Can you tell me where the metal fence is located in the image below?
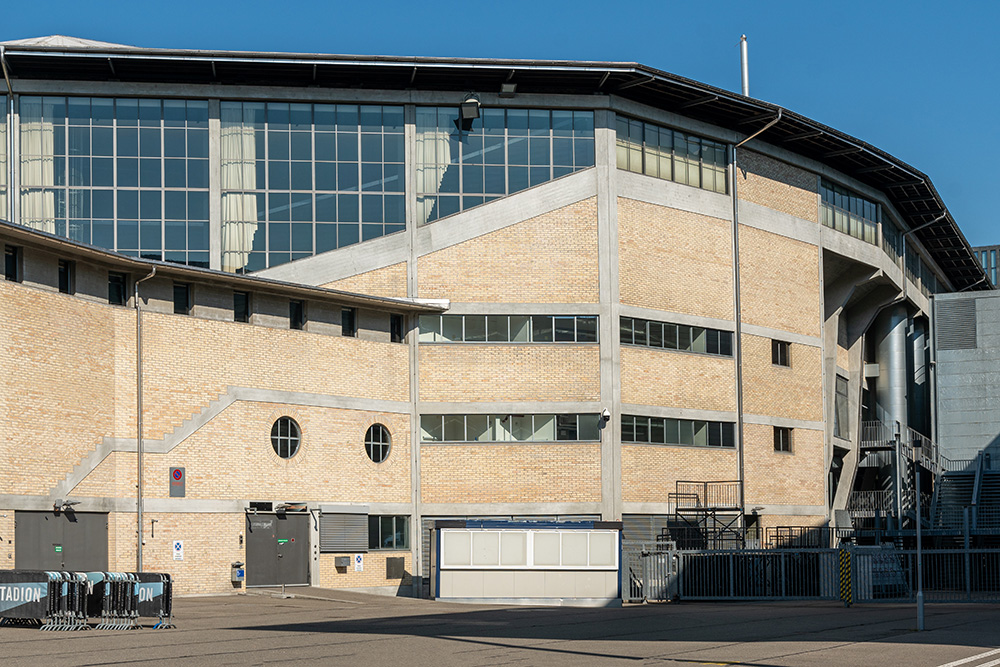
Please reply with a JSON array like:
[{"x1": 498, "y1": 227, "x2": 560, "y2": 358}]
[{"x1": 623, "y1": 544, "x2": 1000, "y2": 604}]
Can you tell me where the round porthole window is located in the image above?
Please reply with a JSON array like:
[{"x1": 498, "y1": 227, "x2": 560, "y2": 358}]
[
  {"x1": 271, "y1": 417, "x2": 301, "y2": 459},
  {"x1": 365, "y1": 424, "x2": 391, "y2": 463}
]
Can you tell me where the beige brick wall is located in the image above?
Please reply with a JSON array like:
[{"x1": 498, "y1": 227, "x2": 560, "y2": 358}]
[
  {"x1": 133, "y1": 312, "x2": 410, "y2": 442},
  {"x1": 77, "y1": 404, "x2": 412, "y2": 503},
  {"x1": 622, "y1": 446, "x2": 738, "y2": 503},
  {"x1": 742, "y1": 335, "x2": 823, "y2": 422},
  {"x1": 620, "y1": 346, "x2": 736, "y2": 411},
  {"x1": 318, "y1": 551, "x2": 413, "y2": 590},
  {"x1": 135, "y1": 512, "x2": 245, "y2": 596},
  {"x1": 738, "y1": 225, "x2": 821, "y2": 337},
  {"x1": 618, "y1": 197, "x2": 733, "y2": 319},
  {"x1": 417, "y1": 198, "x2": 599, "y2": 303},
  {"x1": 419, "y1": 345, "x2": 600, "y2": 402},
  {"x1": 737, "y1": 150, "x2": 818, "y2": 222},
  {"x1": 322, "y1": 262, "x2": 408, "y2": 299},
  {"x1": 421, "y1": 444, "x2": 601, "y2": 504},
  {"x1": 743, "y1": 424, "x2": 825, "y2": 508},
  {"x1": 0, "y1": 282, "x2": 120, "y2": 494}
]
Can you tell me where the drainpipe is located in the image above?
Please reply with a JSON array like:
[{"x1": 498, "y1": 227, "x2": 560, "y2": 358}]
[
  {"x1": 0, "y1": 47, "x2": 14, "y2": 224},
  {"x1": 135, "y1": 266, "x2": 156, "y2": 572},
  {"x1": 730, "y1": 109, "x2": 782, "y2": 518}
]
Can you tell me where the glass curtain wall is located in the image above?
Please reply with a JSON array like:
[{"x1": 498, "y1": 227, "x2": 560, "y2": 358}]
[
  {"x1": 220, "y1": 102, "x2": 404, "y2": 272},
  {"x1": 415, "y1": 108, "x2": 595, "y2": 224},
  {"x1": 18, "y1": 97, "x2": 210, "y2": 265}
]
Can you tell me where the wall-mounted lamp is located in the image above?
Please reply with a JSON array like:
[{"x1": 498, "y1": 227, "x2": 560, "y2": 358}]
[
  {"x1": 53, "y1": 499, "x2": 80, "y2": 512},
  {"x1": 459, "y1": 94, "x2": 480, "y2": 131},
  {"x1": 499, "y1": 82, "x2": 517, "y2": 98},
  {"x1": 150, "y1": 518, "x2": 158, "y2": 538}
]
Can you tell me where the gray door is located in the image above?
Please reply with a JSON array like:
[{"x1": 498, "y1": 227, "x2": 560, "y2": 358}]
[
  {"x1": 15, "y1": 511, "x2": 109, "y2": 571},
  {"x1": 246, "y1": 513, "x2": 309, "y2": 586}
]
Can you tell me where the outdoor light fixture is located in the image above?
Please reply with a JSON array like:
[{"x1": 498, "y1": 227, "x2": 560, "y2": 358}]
[
  {"x1": 499, "y1": 82, "x2": 517, "y2": 98},
  {"x1": 54, "y1": 499, "x2": 80, "y2": 512},
  {"x1": 601, "y1": 408, "x2": 611, "y2": 423},
  {"x1": 459, "y1": 94, "x2": 480, "y2": 131}
]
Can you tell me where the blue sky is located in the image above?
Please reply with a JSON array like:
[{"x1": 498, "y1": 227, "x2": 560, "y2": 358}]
[{"x1": 4, "y1": 0, "x2": 998, "y2": 245}]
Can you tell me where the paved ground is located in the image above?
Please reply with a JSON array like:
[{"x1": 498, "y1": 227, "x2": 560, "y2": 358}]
[{"x1": 3, "y1": 588, "x2": 1000, "y2": 666}]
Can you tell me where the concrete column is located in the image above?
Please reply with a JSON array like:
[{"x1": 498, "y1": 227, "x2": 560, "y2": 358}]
[{"x1": 594, "y1": 110, "x2": 621, "y2": 521}]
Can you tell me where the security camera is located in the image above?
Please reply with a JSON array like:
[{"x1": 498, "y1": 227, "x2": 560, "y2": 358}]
[{"x1": 601, "y1": 408, "x2": 611, "y2": 421}]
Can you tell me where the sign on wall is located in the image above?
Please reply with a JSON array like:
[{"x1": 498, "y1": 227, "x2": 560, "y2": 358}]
[
  {"x1": 173, "y1": 540, "x2": 184, "y2": 561},
  {"x1": 354, "y1": 553, "x2": 364, "y2": 572},
  {"x1": 169, "y1": 467, "x2": 185, "y2": 497}
]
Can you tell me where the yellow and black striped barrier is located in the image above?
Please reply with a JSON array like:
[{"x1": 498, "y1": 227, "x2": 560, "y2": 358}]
[{"x1": 839, "y1": 548, "x2": 853, "y2": 607}]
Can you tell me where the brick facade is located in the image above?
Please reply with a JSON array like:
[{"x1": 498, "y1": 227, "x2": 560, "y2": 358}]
[
  {"x1": 618, "y1": 197, "x2": 734, "y2": 319},
  {"x1": 417, "y1": 198, "x2": 599, "y2": 303},
  {"x1": 323, "y1": 262, "x2": 409, "y2": 299},
  {"x1": 736, "y1": 150, "x2": 819, "y2": 222}
]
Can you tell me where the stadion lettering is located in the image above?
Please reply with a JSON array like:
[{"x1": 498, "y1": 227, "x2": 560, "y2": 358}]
[{"x1": 0, "y1": 584, "x2": 46, "y2": 613}]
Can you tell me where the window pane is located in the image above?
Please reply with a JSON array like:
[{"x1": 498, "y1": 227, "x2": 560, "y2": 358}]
[
  {"x1": 510, "y1": 315, "x2": 530, "y2": 342},
  {"x1": 532, "y1": 316, "x2": 553, "y2": 342},
  {"x1": 441, "y1": 315, "x2": 463, "y2": 342},
  {"x1": 487, "y1": 315, "x2": 509, "y2": 342},
  {"x1": 421, "y1": 415, "x2": 443, "y2": 441},
  {"x1": 443, "y1": 415, "x2": 466, "y2": 441},
  {"x1": 576, "y1": 316, "x2": 597, "y2": 343},
  {"x1": 464, "y1": 315, "x2": 486, "y2": 342}
]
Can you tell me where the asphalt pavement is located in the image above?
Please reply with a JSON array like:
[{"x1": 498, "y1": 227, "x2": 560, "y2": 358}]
[{"x1": 2, "y1": 588, "x2": 1000, "y2": 666}]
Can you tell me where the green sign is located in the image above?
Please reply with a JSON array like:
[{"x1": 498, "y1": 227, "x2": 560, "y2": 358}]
[
  {"x1": 54, "y1": 546, "x2": 62, "y2": 553},
  {"x1": 277, "y1": 539, "x2": 289, "y2": 544}
]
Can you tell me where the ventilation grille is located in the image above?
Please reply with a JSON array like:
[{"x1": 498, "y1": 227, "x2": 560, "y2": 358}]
[
  {"x1": 319, "y1": 512, "x2": 368, "y2": 552},
  {"x1": 937, "y1": 299, "x2": 978, "y2": 350}
]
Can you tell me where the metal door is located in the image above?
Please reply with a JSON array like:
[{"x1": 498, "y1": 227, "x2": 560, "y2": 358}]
[
  {"x1": 15, "y1": 511, "x2": 109, "y2": 571},
  {"x1": 245, "y1": 513, "x2": 309, "y2": 586}
]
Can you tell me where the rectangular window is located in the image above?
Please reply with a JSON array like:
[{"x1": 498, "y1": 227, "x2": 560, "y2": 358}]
[
  {"x1": 417, "y1": 314, "x2": 598, "y2": 343},
  {"x1": 834, "y1": 375, "x2": 850, "y2": 439},
  {"x1": 772, "y1": 340, "x2": 790, "y2": 367},
  {"x1": 420, "y1": 414, "x2": 601, "y2": 442},
  {"x1": 416, "y1": 107, "x2": 595, "y2": 224},
  {"x1": 221, "y1": 102, "x2": 406, "y2": 272},
  {"x1": 108, "y1": 271, "x2": 127, "y2": 305},
  {"x1": 774, "y1": 426, "x2": 792, "y2": 453},
  {"x1": 173, "y1": 282, "x2": 191, "y2": 315},
  {"x1": 58, "y1": 259, "x2": 75, "y2": 294},
  {"x1": 233, "y1": 291, "x2": 250, "y2": 323},
  {"x1": 289, "y1": 300, "x2": 305, "y2": 330},
  {"x1": 18, "y1": 96, "x2": 210, "y2": 267},
  {"x1": 820, "y1": 179, "x2": 879, "y2": 246},
  {"x1": 368, "y1": 515, "x2": 409, "y2": 550},
  {"x1": 4, "y1": 245, "x2": 21, "y2": 282},
  {"x1": 319, "y1": 512, "x2": 369, "y2": 552},
  {"x1": 342, "y1": 307, "x2": 356, "y2": 337},
  {"x1": 390, "y1": 313, "x2": 404, "y2": 343},
  {"x1": 622, "y1": 414, "x2": 736, "y2": 449},
  {"x1": 615, "y1": 115, "x2": 728, "y2": 194},
  {"x1": 621, "y1": 316, "x2": 732, "y2": 358}
]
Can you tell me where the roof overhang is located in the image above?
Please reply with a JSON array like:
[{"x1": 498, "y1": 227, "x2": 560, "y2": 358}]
[
  {"x1": 0, "y1": 42, "x2": 987, "y2": 291},
  {"x1": 0, "y1": 218, "x2": 447, "y2": 313}
]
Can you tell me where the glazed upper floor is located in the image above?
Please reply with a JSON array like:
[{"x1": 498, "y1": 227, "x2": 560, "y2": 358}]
[{"x1": 0, "y1": 37, "x2": 987, "y2": 291}]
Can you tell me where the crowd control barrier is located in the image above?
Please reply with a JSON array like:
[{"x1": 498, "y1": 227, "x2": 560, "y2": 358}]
[{"x1": 0, "y1": 570, "x2": 173, "y2": 630}]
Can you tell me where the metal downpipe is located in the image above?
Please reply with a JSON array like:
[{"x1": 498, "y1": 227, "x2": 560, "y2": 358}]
[{"x1": 135, "y1": 266, "x2": 156, "y2": 572}]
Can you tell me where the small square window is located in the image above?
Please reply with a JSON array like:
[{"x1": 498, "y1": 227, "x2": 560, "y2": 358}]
[
  {"x1": 108, "y1": 272, "x2": 128, "y2": 305},
  {"x1": 4, "y1": 245, "x2": 22, "y2": 283},
  {"x1": 774, "y1": 426, "x2": 792, "y2": 453},
  {"x1": 234, "y1": 291, "x2": 251, "y2": 323},
  {"x1": 342, "y1": 307, "x2": 357, "y2": 337},
  {"x1": 58, "y1": 260, "x2": 75, "y2": 294},
  {"x1": 173, "y1": 282, "x2": 191, "y2": 315},
  {"x1": 772, "y1": 340, "x2": 790, "y2": 367},
  {"x1": 290, "y1": 300, "x2": 305, "y2": 330},
  {"x1": 390, "y1": 313, "x2": 404, "y2": 343}
]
